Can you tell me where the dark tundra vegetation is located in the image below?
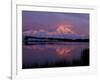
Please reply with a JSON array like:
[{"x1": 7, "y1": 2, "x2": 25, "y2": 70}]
[{"x1": 23, "y1": 36, "x2": 89, "y2": 45}]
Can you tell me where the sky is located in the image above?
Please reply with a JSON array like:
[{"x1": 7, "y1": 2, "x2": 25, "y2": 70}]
[{"x1": 22, "y1": 11, "x2": 89, "y2": 39}]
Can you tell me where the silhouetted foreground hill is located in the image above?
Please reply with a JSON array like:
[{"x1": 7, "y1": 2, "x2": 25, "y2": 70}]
[{"x1": 23, "y1": 36, "x2": 89, "y2": 45}]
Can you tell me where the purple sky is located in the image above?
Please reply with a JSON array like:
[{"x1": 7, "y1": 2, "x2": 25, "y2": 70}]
[{"x1": 22, "y1": 11, "x2": 89, "y2": 39}]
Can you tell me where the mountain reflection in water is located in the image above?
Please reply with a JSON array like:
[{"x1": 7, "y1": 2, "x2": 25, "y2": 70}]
[{"x1": 22, "y1": 42, "x2": 89, "y2": 69}]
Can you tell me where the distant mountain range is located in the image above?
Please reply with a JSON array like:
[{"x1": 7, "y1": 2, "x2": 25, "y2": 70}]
[{"x1": 23, "y1": 25, "x2": 89, "y2": 39}]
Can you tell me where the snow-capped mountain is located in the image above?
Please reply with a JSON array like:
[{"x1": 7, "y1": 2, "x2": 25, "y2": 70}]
[{"x1": 23, "y1": 25, "x2": 88, "y2": 39}]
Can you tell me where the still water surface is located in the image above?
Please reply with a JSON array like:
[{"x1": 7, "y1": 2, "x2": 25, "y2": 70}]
[{"x1": 22, "y1": 42, "x2": 89, "y2": 69}]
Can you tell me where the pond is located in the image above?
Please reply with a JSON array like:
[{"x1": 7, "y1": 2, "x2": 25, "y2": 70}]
[{"x1": 22, "y1": 42, "x2": 89, "y2": 69}]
